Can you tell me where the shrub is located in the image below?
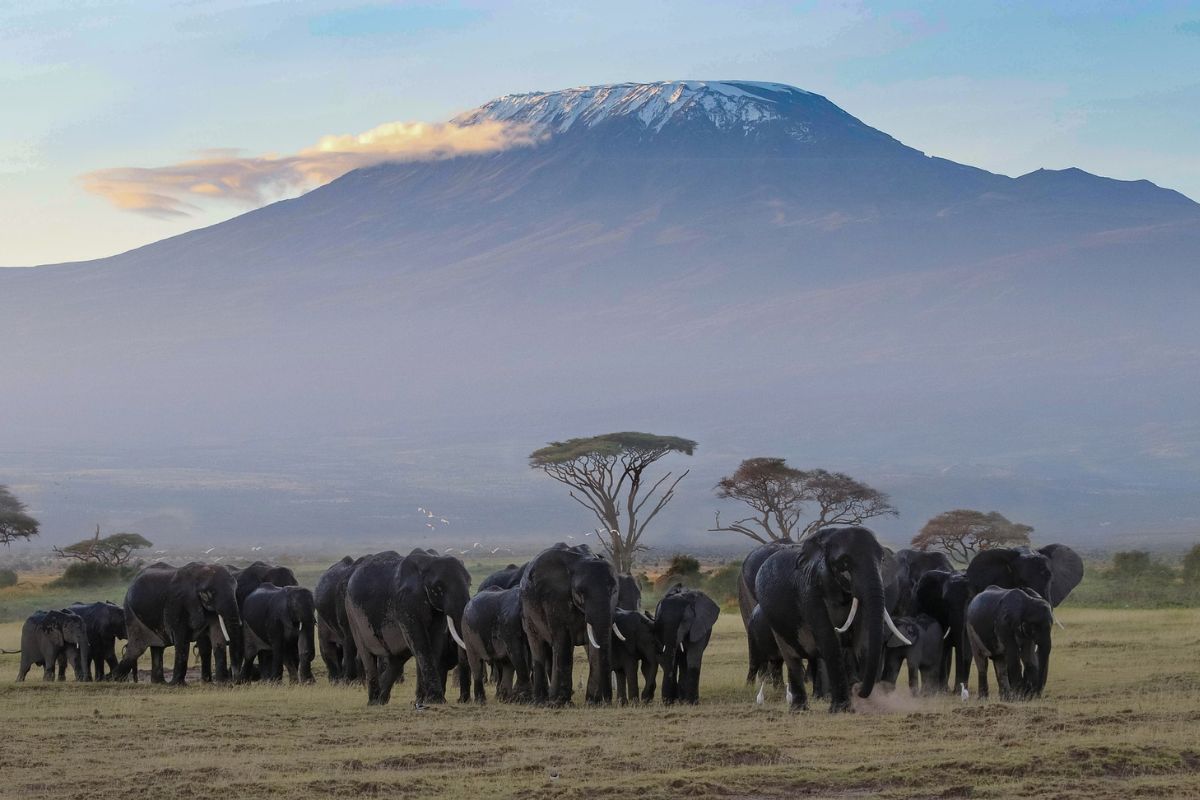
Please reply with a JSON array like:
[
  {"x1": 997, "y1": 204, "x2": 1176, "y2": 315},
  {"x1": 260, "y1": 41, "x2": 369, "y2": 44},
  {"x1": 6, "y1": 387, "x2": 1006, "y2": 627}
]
[
  {"x1": 703, "y1": 561, "x2": 742, "y2": 604},
  {"x1": 1183, "y1": 544, "x2": 1200, "y2": 586},
  {"x1": 655, "y1": 553, "x2": 703, "y2": 590},
  {"x1": 0, "y1": 568, "x2": 17, "y2": 588},
  {"x1": 50, "y1": 562, "x2": 136, "y2": 588}
]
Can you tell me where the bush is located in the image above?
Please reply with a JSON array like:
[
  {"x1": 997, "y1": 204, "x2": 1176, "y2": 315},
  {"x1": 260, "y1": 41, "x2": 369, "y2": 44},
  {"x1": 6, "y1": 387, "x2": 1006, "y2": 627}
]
[
  {"x1": 50, "y1": 562, "x2": 136, "y2": 588},
  {"x1": 1183, "y1": 544, "x2": 1200, "y2": 586},
  {"x1": 703, "y1": 561, "x2": 742, "y2": 604},
  {"x1": 655, "y1": 553, "x2": 703, "y2": 590},
  {"x1": 0, "y1": 568, "x2": 17, "y2": 588}
]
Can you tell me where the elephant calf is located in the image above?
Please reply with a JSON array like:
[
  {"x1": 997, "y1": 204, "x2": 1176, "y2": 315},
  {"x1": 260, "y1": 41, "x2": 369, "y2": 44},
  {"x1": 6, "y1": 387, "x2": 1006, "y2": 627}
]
[
  {"x1": 654, "y1": 585, "x2": 720, "y2": 705},
  {"x1": 966, "y1": 586, "x2": 1053, "y2": 701},
  {"x1": 18, "y1": 609, "x2": 90, "y2": 682},
  {"x1": 880, "y1": 613, "x2": 944, "y2": 695},
  {"x1": 69, "y1": 601, "x2": 128, "y2": 682},
  {"x1": 241, "y1": 583, "x2": 316, "y2": 683},
  {"x1": 612, "y1": 609, "x2": 659, "y2": 704},
  {"x1": 461, "y1": 585, "x2": 532, "y2": 703}
]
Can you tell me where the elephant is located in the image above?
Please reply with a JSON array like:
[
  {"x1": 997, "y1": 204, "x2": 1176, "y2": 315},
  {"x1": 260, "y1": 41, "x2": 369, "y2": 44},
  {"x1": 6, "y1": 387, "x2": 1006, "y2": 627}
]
[
  {"x1": 611, "y1": 609, "x2": 659, "y2": 704},
  {"x1": 241, "y1": 583, "x2": 316, "y2": 683},
  {"x1": 69, "y1": 600, "x2": 127, "y2": 681},
  {"x1": 756, "y1": 526, "x2": 910, "y2": 712},
  {"x1": 616, "y1": 574, "x2": 642, "y2": 611},
  {"x1": 746, "y1": 603, "x2": 784, "y2": 692},
  {"x1": 113, "y1": 561, "x2": 244, "y2": 685},
  {"x1": 966, "y1": 586, "x2": 1053, "y2": 700},
  {"x1": 891, "y1": 549, "x2": 954, "y2": 616},
  {"x1": 880, "y1": 613, "x2": 944, "y2": 695},
  {"x1": 17, "y1": 609, "x2": 90, "y2": 682},
  {"x1": 915, "y1": 569, "x2": 973, "y2": 692},
  {"x1": 966, "y1": 545, "x2": 1084, "y2": 608},
  {"x1": 235, "y1": 561, "x2": 299, "y2": 604},
  {"x1": 196, "y1": 561, "x2": 300, "y2": 682},
  {"x1": 479, "y1": 563, "x2": 527, "y2": 592},
  {"x1": 314, "y1": 555, "x2": 367, "y2": 682},
  {"x1": 520, "y1": 543, "x2": 618, "y2": 706},
  {"x1": 737, "y1": 539, "x2": 798, "y2": 686},
  {"x1": 345, "y1": 549, "x2": 471, "y2": 705},
  {"x1": 654, "y1": 585, "x2": 720, "y2": 705},
  {"x1": 461, "y1": 585, "x2": 532, "y2": 703}
]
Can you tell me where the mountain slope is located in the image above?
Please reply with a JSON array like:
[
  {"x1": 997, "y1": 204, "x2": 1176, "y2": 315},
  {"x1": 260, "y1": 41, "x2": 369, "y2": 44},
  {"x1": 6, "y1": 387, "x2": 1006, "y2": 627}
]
[{"x1": 1, "y1": 81, "x2": 1198, "y2": 548}]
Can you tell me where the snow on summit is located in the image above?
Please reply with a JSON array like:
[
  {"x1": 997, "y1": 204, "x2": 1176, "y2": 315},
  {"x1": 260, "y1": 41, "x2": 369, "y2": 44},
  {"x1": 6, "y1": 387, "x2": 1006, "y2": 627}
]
[{"x1": 454, "y1": 80, "x2": 818, "y2": 136}]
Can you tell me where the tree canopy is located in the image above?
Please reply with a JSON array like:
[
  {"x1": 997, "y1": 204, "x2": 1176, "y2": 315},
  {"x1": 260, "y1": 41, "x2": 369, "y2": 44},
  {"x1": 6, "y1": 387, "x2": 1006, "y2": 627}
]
[
  {"x1": 529, "y1": 432, "x2": 696, "y2": 572},
  {"x1": 53, "y1": 526, "x2": 153, "y2": 567},
  {"x1": 710, "y1": 459, "x2": 897, "y2": 542},
  {"x1": 0, "y1": 485, "x2": 39, "y2": 546},
  {"x1": 911, "y1": 509, "x2": 1033, "y2": 563}
]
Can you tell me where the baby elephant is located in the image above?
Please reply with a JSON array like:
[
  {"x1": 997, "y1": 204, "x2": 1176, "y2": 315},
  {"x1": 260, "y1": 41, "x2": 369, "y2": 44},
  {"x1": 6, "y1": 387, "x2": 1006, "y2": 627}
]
[
  {"x1": 611, "y1": 609, "x2": 660, "y2": 704},
  {"x1": 654, "y1": 585, "x2": 720, "y2": 705},
  {"x1": 241, "y1": 583, "x2": 316, "y2": 683},
  {"x1": 966, "y1": 586, "x2": 1053, "y2": 700},
  {"x1": 880, "y1": 613, "x2": 944, "y2": 695},
  {"x1": 18, "y1": 609, "x2": 90, "y2": 682}
]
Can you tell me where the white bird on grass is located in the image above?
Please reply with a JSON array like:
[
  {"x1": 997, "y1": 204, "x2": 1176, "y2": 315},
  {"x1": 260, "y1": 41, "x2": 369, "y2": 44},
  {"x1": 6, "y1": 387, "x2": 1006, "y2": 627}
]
[
  {"x1": 203, "y1": 547, "x2": 216, "y2": 555},
  {"x1": 960, "y1": 683, "x2": 969, "y2": 702}
]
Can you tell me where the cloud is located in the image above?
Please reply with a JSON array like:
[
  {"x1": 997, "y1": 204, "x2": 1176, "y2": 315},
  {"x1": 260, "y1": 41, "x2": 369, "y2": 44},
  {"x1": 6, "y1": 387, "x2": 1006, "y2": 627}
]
[{"x1": 81, "y1": 119, "x2": 539, "y2": 218}]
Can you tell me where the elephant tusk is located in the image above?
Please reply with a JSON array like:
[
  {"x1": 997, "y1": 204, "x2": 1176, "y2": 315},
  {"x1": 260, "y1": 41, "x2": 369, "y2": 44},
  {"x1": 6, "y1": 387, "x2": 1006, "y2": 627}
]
[
  {"x1": 1053, "y1": 613, "x2": 1065, "y2": 630},
  {"x1": 611, "y1": 623, "x2": 626, "y2": 642},
  {"x1": 446, "y1": 617, "x2": 467, "y2": 650},
  {"x1": 586, "y1": 623, "x2": 601, "y2": 650},
  {"x1": 834, "y1": 596, "x2": 859, "y2": 634},
  {"x1": 883, "y1": 609, "x2": 912, "y2": 646},
  {"x1": 755, "y1": 681, "x2": 765, "y2": 705},
  {"x1": 943, "y1": 626, "x2": 952, "y2": 640},
  {"x1": 679, "y1": 642, "x2": 686, "y2": 654},
  {"x1": 217, "y1": 615, "x2": 230, "y2": 642}
]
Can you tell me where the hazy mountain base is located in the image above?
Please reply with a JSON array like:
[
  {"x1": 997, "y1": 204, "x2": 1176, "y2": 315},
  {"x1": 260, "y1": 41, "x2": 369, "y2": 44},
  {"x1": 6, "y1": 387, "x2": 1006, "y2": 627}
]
[{"x1": 0, "y1": 607, "x2": 1197, "y2": 799}]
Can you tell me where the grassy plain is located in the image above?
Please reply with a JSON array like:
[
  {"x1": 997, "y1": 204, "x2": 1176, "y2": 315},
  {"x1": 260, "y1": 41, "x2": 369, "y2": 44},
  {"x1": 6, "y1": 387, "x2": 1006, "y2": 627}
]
[{"x1": 1, "y1": 591, "x2": 1199, "y2": 800}]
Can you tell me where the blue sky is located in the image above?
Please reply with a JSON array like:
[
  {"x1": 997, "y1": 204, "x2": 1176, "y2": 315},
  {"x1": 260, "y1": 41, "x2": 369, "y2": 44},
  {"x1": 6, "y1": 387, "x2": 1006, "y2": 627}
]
[{"x1": 2, "y1": 0, "x2": 1198, "y2": 266}]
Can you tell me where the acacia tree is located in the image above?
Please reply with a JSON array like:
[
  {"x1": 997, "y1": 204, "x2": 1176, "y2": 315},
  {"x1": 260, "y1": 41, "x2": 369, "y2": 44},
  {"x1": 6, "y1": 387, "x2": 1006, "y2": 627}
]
[
  {"x1": 911, "y1": 509, "x2": 1033, "y2": 563},
  {"x1": 529, "y1": 432, "x2": 696, "y2": 572},
  {"x1": 0, "y1": 485, "x2": 39, "y2": 546},
  {"x1": 709, "y1": 459, "x2": 897, "y2": 542},
  {"x1": 53, "y1": 526, "x2": 153, "y2": 567}
]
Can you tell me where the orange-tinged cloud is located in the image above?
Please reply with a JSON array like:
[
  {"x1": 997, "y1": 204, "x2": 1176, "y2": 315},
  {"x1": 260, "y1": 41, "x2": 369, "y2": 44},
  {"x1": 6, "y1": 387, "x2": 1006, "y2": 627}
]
[{"x1": 80, "y1": 119, "x2": 539, "y2": 218}]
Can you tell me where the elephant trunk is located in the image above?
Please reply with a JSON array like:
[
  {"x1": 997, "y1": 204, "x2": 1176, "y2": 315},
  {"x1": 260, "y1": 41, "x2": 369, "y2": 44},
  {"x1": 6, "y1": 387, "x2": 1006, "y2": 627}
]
[
  {"x1": 1034, "y1": 633, "x2": 1051, "y2": 696},
  {"x1": 584, "y1": 601, "x2": 614, "y2": 702},
  {"x1": 217, "y1": 596, "x2": 243, "y2": 681},
  {"x1": 854, "y1": 568, "x2": 886, "y2": 699}
]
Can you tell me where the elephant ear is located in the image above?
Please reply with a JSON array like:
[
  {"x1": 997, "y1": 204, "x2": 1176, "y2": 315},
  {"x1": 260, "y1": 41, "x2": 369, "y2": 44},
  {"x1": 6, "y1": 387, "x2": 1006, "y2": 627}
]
[
  {"x1": 966, "y1": 548, "x2": 1017, "y2": 593},
  {"x1": 1038, "y1": 544, "x2": 1084, "y2": 607},
  {"x1": 688, "y1": 595, "x2": 720, "y2": 642}
]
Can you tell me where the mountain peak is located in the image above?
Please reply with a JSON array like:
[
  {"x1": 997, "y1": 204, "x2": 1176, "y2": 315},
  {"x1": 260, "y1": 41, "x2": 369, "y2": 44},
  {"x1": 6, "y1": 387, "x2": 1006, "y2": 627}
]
[{"x1": 453, "y1": 80, "x2": 835, "y2": 139}]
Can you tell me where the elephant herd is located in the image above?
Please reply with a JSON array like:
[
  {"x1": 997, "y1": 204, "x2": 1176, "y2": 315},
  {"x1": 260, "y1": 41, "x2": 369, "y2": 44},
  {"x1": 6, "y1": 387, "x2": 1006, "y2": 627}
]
[
  {"x1": 740, "y1": 526, "x2": 1083, "y2": 711},
  {"x1": 15, "y1": 528, "x2": 1081, "y2": 714}
]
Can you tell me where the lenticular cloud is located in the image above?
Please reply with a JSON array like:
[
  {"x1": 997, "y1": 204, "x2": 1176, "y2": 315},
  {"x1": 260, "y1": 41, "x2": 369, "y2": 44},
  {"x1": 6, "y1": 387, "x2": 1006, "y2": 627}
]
[{"x1": 80, "y1": 119, "x2": 539, "y2": 218}]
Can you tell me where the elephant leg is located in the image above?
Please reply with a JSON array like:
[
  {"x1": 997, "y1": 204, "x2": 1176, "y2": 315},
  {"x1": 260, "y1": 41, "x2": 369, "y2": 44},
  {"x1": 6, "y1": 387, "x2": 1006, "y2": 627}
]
[
  {"x1": 510, "y1": 643, "x2": 532, "y2": 703},
  {"x1": 781, "y1": 655, "x2": 808, "y2": 711},
  {"x1": 613, "y1": 667, "x2": 628, "y2": 705},
  {"x1": 194, "y1": 636, "x2": 213, "y2": 683},
  {"x1": 241, "y1": 642, "x2": 259, "y2": 682},
  {"x1": 954, "y1": 628, "x2": 972, "y2": 693},
  {"x1": 471, "y1": 658, "x2": 487, "y2": 704},
  {"x1": 214, "y1": 646, "x2": 231, "y2": 683},
  {"x1": 906, "y1": 655, "x2": 920, "y2": 695},
  {"x1": 55, "y1": 649, "x2": 68, "y2": 681},
  {"x1": 640, "y1": 657, "x2": 657, "y2": 703},
  {"x1": 377, "y1": 654, "x2": 405, "y2": 705},
  {"x1": 660, "y1": 652, "x2": 678, "y2": 705},
  {"x1": 44, "y1": 660, "x2": 56, "y2": 681},
  {"x1": 937, "y1": 639, "x2": 952, "y2": 693},
  {"x1": 548, "y1": 633, "x2": 574, "y2": 706},
  {"x1": 626, "y1": 663, "x2": 640, "y2": 705},
  {"x1": 810, "y1": 613, "x2": 851, "y2": 712},
  {"x1": 973, "y1": 651, "x2": 989, "y2": 699},
  {"x1": 168, "y1": 626, "x2": 192, "y2": 685},
  {"x1": 360, "y1": 649, "x2": 383, "y2": 705},
  {"x1": 17, "y1": 652, "x2": 32, "y2": 681},
  {"x1": 528, "y1": 639, "x2": 550, "y2": 705},
  {"x1": 149, "y1": 646, "x2": 165, "y2": 684},
  {"x1": 809, "y1": 658, "x2": 826, "y2": 699},
  {"x1": 341, "y1": 635, "x2": 360, "y2": 683},
  {"x1": 320, "y1": 638, "x2": 341, "y2": 682},
  {"x1": 999, "y1": 651, "x2": 1020, "y2": 701}
]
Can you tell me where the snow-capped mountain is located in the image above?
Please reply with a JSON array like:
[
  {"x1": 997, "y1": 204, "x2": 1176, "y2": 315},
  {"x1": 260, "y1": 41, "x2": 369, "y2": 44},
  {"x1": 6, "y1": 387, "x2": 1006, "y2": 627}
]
[{"x1": 1, "y1": 81, "x2": 1198, "y2": 548}]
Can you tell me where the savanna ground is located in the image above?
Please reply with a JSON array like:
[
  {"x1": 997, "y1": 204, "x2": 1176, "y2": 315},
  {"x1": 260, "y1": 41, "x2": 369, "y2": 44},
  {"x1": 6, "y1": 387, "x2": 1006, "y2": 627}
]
[{"x1": 1, "y1": 564, "x2": 1198, "y2": 799}]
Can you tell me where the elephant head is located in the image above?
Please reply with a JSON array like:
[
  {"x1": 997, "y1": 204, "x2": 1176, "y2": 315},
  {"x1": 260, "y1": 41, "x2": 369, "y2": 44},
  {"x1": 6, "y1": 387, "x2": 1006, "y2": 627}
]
[
  {"x1": 400, "y1": 549, "x2": 472, "y2": 651},
  {"x1": 966, "y1": 544, "x2": 1083, "y2": 608},
  {"x1": 997, "y1": 588, "x2": 1053, "y2": 697},
  {"x1": 180, "y1": 563, "x2": 244, "y2": 680}
]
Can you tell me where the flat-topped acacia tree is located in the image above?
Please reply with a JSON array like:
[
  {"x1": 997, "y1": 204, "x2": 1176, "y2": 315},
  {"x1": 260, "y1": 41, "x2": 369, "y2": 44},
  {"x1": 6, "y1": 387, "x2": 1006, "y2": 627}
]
[
  {"x1": 0, "y1": 485, "x2": 39, "y2": 546},
  {"x1": 529, "y1": 432, "x2": 697, "y2": 572}
]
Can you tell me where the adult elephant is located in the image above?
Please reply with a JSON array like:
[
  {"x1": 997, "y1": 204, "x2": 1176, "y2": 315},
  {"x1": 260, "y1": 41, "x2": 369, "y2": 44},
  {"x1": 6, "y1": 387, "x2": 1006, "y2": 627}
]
[
  {"x1": 966, "y1": 586, "x2": 1054, "y2": 700},
  {"x1": 520, "y1": 543, "x2": 618, "y2": 706},
  {"x1": 616, "y1": 574, "x2": 642, "y2": 611},
  {"x1": 113, "y1": 562, "x2": 244, "y2": 685},
  {"x1": 915, "y1": 569, "x2": 973, "y2": 692},
  {"x1": 199, "y1": 561, "x2": 299, "y2": 682},
  {"x1": 241, "y1": 583, "x2": 316, "y2": 683},
  {"x1": 966, "y1": 545, "x2": 1084, "y2": 608},
  {"x1": 17, "y1": 609, "x2": 90, "y2": 682},
  {"x1": 654, "y1": 585, "x2": 720, "y2": 705},
  {"x1": 892, "y1": 549, "x2": 954, "y2": 616},
  {"x1": 479, "y1": 563, "x2": 526, "y2": 592},
  {"x1": 737, "y1": 539, "x2": 798, "y2": 686},
  {"x1": 314, "y1": 555, "x2": 367, "y2": 682},
  {"x1": 756, "y1": 526, "x2": 910, "y2": 712},
  {"x1": 345, "y1": 549, "x2": 471, "y2": 706},
  {"x1": 69, "y1": 601, "x2": 127, "y2": 681},
  {"x1": 461, "y1": 585, "x2": 531, "y2": 703}
]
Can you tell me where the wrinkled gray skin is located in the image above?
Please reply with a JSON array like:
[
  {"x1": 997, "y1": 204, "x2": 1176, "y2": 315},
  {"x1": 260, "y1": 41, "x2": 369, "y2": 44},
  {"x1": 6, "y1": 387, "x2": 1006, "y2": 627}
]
[
  {"x1": 461, "y1": 585, "x2": 532, "y2": 703},
  {"x1": 616, "y1": 574, "x2": 642, "y2": 611},
  {"x1": 113, "y1": 562, "x2": 243, "y2": 685},
  {"x1": 756, "y1": 526, "x2": 891, "y2": 713},
  {"x1": 891, "y1": 549, "x2": 954, "y2": 616},
  {"x1": 880, "y1": 613, "x2": 944, "y2": 695},
  {"x1": 654, "y1": 585, "x2": 720, "y2": 705},
  {"x1": 738, "y1": 539, "x2": 798, "y2": 688},
  {"x1": 966, "y1": 545, "x2": 1084, "y2": 608},
  {"x1": 520, "y1": 543, "x2": 618, "y2": 706},
  {"x1": 745, "y1": 603, "x2": 784, "y2": 688},
  {"x1": 915, "y1": 569, "x2": 973, "y2": 692},
  {"x1": 18, "y1": 609, "x2": 90, "y2": 682},
  {"x1": 69, "y1": 601, "x2": 127, "y2": 681},
  {"x1": 966, "y1": 586, "x2": 1054, "y2": 700},
  {"x1": 612, "y1": 609, "x2": 659, "y2": 704},
  {"x1": 479, "y1": 563, "x2": 527, "y2": 592},
  {"x1": 241, "y1": 583, "x2": 316, "y2": 683},
  {"x1": 314, "y1": 555, "x2": 367, "y2": 683},
  {"x1": 345, "y1": 549, "x2": 471, "y2": 706}
]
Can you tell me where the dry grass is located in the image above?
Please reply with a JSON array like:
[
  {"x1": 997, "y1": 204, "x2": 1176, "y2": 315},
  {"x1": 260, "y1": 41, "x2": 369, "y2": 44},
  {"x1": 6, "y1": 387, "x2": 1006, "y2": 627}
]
[{"x1": 1, "y1": 607, "x2": 1198, "y2": 799}]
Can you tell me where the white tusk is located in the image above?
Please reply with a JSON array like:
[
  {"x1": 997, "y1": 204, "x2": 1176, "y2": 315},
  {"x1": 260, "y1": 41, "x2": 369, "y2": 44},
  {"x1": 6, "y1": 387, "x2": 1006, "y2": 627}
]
[
  {"x1": 679, "y1": 642, "x2": 685, "y2": 653},
  {"x1": 446, "y1": 617, "x2": 467, "y2": 650},
  {"x1": 586, "y1": 623, "x2": 600, "y2": 650},
  {"x1": 217, "y1": 615, "x2": 230, "y2": 642},
  {"x1": 943, "y1": 626, "x2": 952, "y2": 640},
  {"x1": 834, "y1": 596, "x2": 859, "y2": 633},
  {"x1": 1053, "y1": 613, "x2": 1065, "y2": 630},
  {"x1": 883, "y1": 609, "x2": 912, "y2": 646},
  {"x1": 755, "y1": 681, "x2": 765, "y2": 705},
  {"x1": 611, "y1": 623, "x2": 626, "y2": 642}
]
